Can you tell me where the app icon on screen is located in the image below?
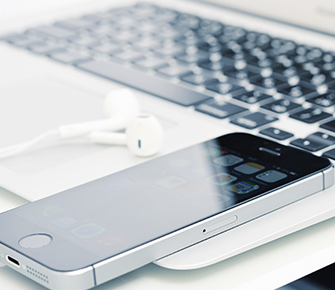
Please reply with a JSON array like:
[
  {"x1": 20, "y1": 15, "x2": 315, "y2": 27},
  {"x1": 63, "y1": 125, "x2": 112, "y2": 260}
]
[
  {"x1": 214, "y1": 154, "x2": 243, "y2": 167},
  {"x1": 203, "y1": 147, "x2": 227, "y2": 157},
  {"x1": 234, "y1": 162, "x2": 265, "y2": 174},
  {"x1": 34, "y1": 205, "x2": 65, "y2": 218},
  {"x1": 51, "y1": 216, "x2": 78, "y2": 228},
  {"x1": 256, "y1": 170, "x2": 287, "y2": 183},
  {"x1": 72, "y1": 223, "x2": 105, "y2": 239},
  {"x1": 228, "y1": 181, "x2": 260, "y2": 194},
  {"x1": 207, "y1": 173, "x2": 237, "y2": 185}
]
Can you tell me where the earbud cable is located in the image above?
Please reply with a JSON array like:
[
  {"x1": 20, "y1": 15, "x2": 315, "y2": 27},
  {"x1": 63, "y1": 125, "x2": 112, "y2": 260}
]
[{"x1": 0, "y1": 129, "x2": 60, "y2": 159}]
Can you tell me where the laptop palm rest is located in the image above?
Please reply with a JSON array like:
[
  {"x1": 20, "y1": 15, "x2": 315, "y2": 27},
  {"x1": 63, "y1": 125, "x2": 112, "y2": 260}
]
[{"x1": 0, "y1": 77, "x2": 105, "y2": 174}]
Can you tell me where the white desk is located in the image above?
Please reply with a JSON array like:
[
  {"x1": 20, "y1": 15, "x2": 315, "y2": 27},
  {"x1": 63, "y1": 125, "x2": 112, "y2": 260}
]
[
  {"x1": 1, "y1": 185, "x2": 335, "y2": 290},
  {"x1": 1, "y1": 0, "x2": 335, "y2": 288}
]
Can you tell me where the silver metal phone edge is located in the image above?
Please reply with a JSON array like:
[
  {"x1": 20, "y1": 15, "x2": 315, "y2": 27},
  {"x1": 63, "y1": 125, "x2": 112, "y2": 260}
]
[
  {"x1": 93, "y1": 165, "x2": 334, "y2": 285},
  {"x1": 0, "y1": 243, "x2": 95, "y2": 290},
  {"x1": 0, "y1": 165, "x2": 333, "y2": 289}
]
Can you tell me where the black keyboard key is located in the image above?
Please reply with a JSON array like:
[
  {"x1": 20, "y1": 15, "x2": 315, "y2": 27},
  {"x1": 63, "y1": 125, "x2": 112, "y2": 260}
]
[
  {"x1": 198, "y1": 60, "x2": 233, "y2": 72},
  {"x1": 315, "y1": 56, "x2": 335, "y2": 73},
  {"x1": 300, "y1": 72, "x2": 335, "y2": 86},
  {"x1": 290, "y1": 108, "x2": 332, "y2": 124},
  {"x1": 249, "y1": 75, "x2": 286, "y2": 89},
  {"x1": 307, "y1": 91, "x2": 335, "y2": 108},
  {"x1": 224, "y1": 68, "x2": 259, "y2": 82},
  {"x1": 273, "y1": 65, "x2": 303, "y2": 78},
  {"x1": 306, "y1": 48, "x2": 323, "y2": 61},
  {"x1": 307, "y1": 132, "x2": 335, "y2": 146},
  {"x1": 180, "y1": 73, "x2": 217, "y2": 86},
  {"x1": 175, "y1": 13, "x2": 200, "y2": 30},
  {"x1": 266, "y1": 39, "x2": 296, "y2": 57},
  {"x1": 195, "y1": 100, "x2": 247, "y2": 119},
  {"x1": 77, "y1": 60, "x2": 212, "y2": 106},
  {"x1": 219, "y1": 26, "x2": 246, "y2": 44},
  {"x1": 177, "y1": 33, "x2": 203, "y2": 46},
  {"x1": 290, "y1": 138, "x2": 326, "y2": 152},
  {"x1": 233, "y1": 90, "x2": 272, "y2": 104},
  {"x1": 277, "y1": 83, "x2": 316, "y2": 98},
  {"x1": 259, "y1": 127, "x2": 294, "y2": 140},
  {"x1": 323, "y1": 148, "x2": 335, "y2": 160},
  {"x1": 261, "y1": 99, "x2": 301, "y2": 114},
  {"x1": 152, "y1": 7, "x2": 178, "y2": 22},
  {"x1": 221, "y1": 47, "x2": 243, "y2": 59},
  {"x1": 197, "y1": 42, "x2": 222, "y2": 53},
  {"x1": 230, "y1": 112, "x2": 278, "y2": 129},
  {"x1": 247, "y1": 57, "x2": 274, "y2": 69},
  {"x1": 175, "y1": 51, "x2": 208, "y2": 64},
  {"x1": 243, "y1": 54, "x2": 262, "y2": 66},
  {"x1": 197, "y1": 19, "x2": 223, "y2": 36},
  {"x1": 206, "y1": 81, "x2": 243, "y2": 95},
  {"x1": 290, "y1": 132, "x2": 335, "y2": 152},
  {"x1": 320, "y1": 119, "x2": 335, "y2": 133}
]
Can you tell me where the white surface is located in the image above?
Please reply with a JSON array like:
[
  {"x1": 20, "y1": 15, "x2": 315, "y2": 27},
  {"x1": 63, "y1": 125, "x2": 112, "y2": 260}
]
[
  {"x1": 208, "y1": 0, "x2": 335, "y2": 35},
  {"x1": 1, "y1": 0, "x2": 335, "y2": 289}
]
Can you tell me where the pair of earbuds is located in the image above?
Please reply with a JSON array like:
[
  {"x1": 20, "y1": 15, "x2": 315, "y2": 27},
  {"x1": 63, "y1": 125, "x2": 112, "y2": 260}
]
[{"x1": 0, "y1": 89, "x2": 164, "y2": 158}]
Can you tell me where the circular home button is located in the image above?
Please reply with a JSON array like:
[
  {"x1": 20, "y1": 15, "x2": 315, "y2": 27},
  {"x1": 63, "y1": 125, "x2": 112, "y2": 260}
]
[{"x1": 19, "y1": 234, "x2": 53, "y2": 249}]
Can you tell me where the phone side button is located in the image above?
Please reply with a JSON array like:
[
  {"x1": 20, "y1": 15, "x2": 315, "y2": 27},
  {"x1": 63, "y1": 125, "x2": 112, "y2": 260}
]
[
  {"x1": 203, "y1": 215, "x2": 238, "y2": 234},
  {"x1": 323, "y1": 165, "x2": 335, "y2": 189}
]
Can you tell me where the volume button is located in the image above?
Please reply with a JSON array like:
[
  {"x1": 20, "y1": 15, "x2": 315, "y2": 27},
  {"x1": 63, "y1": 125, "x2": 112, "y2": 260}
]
[{"x1": 203, "y1": 215, "x2": 238, "y2": 234}]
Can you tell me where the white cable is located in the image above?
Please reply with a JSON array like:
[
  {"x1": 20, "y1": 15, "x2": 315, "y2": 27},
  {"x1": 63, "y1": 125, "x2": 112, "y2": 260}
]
[{"x1": 0, "y1": 129, "x2": 60, "y2": 159}]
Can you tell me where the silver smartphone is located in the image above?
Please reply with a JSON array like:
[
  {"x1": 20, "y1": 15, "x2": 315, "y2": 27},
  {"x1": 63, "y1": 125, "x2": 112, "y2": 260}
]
[{"x1": 0, "y1": 133, "x2": 333, "y2": 290}]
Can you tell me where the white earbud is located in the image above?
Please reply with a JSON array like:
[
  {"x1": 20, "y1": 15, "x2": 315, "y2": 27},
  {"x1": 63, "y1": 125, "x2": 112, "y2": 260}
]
[
  {"x1": 0, "y1": 88, "x2": 142, "y2": 159},
  {"x1": 90, "y1": 114, "x2": 163, "y2": 157},
  {"x1": 58, "y1": 88, "x2": 140, "y2": 139}
]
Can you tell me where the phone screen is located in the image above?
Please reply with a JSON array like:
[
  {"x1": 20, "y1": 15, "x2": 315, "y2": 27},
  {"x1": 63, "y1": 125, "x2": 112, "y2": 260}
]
[{"x1": 3, "y1": 133, "x2": 330, "y2": 270}]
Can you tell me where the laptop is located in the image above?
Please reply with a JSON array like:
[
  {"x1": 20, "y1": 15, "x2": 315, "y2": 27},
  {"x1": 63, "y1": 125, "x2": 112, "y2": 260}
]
[{"x1": 0, "y1": 0, "x2": 335, "y2": 202}]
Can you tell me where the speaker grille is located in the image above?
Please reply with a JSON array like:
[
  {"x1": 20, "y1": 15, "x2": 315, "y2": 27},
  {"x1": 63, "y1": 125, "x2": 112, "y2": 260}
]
[{"x1": 26, "y1": 265, "x2": 49, "y2": 284}]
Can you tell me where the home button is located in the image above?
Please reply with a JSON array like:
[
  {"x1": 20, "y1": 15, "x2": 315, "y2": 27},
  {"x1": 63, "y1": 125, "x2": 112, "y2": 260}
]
[{"x1": 19, "y1": 234, "x2": 53, "y2": 248}]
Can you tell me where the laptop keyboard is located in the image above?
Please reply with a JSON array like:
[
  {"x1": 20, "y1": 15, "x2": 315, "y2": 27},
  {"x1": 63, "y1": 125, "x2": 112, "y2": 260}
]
[{"x1": 2, "y1": 2, "x2": 335, "y2": 158}]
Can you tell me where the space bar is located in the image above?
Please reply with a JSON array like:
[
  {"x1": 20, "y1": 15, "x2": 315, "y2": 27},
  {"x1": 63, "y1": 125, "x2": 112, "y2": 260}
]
[{"x1": 76, "y1": 60, "x2": 212, "y2": 106}]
